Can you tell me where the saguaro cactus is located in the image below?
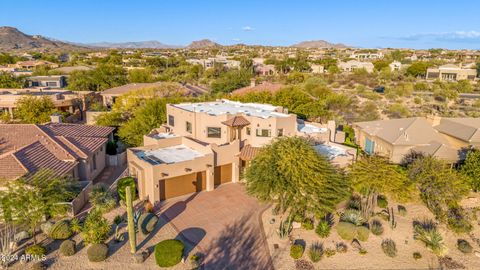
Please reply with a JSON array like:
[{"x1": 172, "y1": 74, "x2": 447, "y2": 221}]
[{"x1": 126, "y1": 186, "x2": 136, "y2": 254}]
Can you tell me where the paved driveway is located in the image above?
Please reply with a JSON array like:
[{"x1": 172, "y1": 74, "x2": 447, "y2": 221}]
[{"x1": 157, "y1": 183, "x2": 273, "y2": 270}]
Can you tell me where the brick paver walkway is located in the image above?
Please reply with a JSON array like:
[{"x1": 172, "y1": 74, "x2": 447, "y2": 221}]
[{"x1": 157, "y1": 183, "x2": 274, "y2": 270}]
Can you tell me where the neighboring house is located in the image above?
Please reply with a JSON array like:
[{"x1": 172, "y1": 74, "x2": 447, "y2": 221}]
[
  {"x1": 339, "y1": 60, "x2": 374, "y2": 73},
  {"x1": 0, "y1": 88, "x2": 93, "y2": 117},
  {"x1": 186, "y1": 57, "x2": 240, "y2": 69},
  {"x1": 352, "y1": 117, "x2": 474, "y2": 163},
  {"x1": 389, "y1": 61, "x2": 402, "y2": 71},
  {"x1": 11, "y1": 60, "x2": 59, "y2": 70},
  {"x1": 350, "y1": 52, "x2": 384, "y2": 61},
  {"x1": 51, "y1": 65, "x2": 93, "y2": 74},
  {"x1": 100, "y1": 82, "x2": 208, "y2": 108},
  {"x1": 254, "y1": 63, "x2": 276, "y2": 76},
  {"x1": 311, "y1": 64, "x2": 325, "y2": 74},
  {"x1": 434, "y1": 117, "x2": 480, "y2": 149},
  {"x1": 0, "y1": 122, "x2": 114, "y2": 182},
  {"x1": 426, "y1": 64, "x2": 477, "y2": 81},
  {"x1": 127, "y1": 99, "x2": 354, "y2": 204},
  {"x1": 26, "y1": 75, "x2": 67, "y2": 88},
  {"x1": 231, "y1": 80, "x2": 284, "y2": 95}
]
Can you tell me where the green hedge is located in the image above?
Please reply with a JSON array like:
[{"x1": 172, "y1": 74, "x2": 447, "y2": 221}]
[
  {"x1": 87, "y1": 243, "x2": 108, "y2": 262},
  {"x1": 154, "y1": 239, "x2": 184, "y2": 267},
  {"x1": 117, "y1": 177, "x2": 137, "y2": 202},
  {"x1": 25, "y1": 244, "x2": 46, "y2": 256},
  {"x1": 49, "y1": 219, "x2": 73, "y2": 240},
  {"x1": 290, "y1": 244, "x2": 304, "y2": 259},
  {"x1": 59, "y1": 239, "x2": 76, "y2": 256}
]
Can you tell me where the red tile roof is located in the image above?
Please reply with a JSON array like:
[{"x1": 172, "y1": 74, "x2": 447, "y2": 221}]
[
  {"x1": 238, "y1": 144, "x2": 261, "y2": 161},
  {"x1": 221, "y1": 116, "x2": 251, "y2": 127},
  {"x1": 0, "y1": 123, "x2": 113, "y2": 180}
]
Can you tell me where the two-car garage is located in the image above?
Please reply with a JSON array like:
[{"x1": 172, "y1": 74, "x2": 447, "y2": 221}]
[{"x1": 158, "y1": 163, "x2": 233, "y2": 200}]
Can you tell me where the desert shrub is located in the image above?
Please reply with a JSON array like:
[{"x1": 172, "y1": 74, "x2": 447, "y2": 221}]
[
  {"x1": 340, "y1": 209, "x2": 365, "y2": 226},
  {"x1": 335, "y1": 242, "x2": 347, "y2": 253},
  {"x1": 154, "y1": 239, "x2": 184, "y2": 267},
  {"x1": 290, "y1": 244, "x2": 304, "y2": 259},
  {"x1": 381, "y1": 239, "x2": 397, "y2": 257},
  {"x1": 89, "y1": 184, "x2": 116, "y2": 213},
  {"x1": 377, "y1": 195, "x2": 388, "y2": 208},
  {"x1": 413, "y1": 219, "x2": 447, "y2": 256},
  {"x1": 336, "y1": 222, "x2": 357, "y2": 241},
  {"x1": 302, "y1": 218, "x2": 314, "y2": 230},
  {"x1": 144, "y1": 200, "x2": 154, "y2": 213},
  {"x1": 346, "y1": 195, "x2": 361, "y2": 210},
  {"x1": 370, "y1": 219, "x2": 384, "y2": 235},
  {"x1": 447, "y1": 207, "x2": 472, "y2": 234},
  {"x1": 49, "y1": 219, "x2": 73, "y2": 240},
  {"x1": 438, "y1": 256, "x2": 465, "y2": 269},
  {"x1": 457, "y1": 239, "x2": 473, "y2": 254},
  {"x1": 315, "y1": 220, "x2": 331, "y2": 238},
  {"x1": 25, "y1": 244, "x2": 46, "y2": 256},
  {"x1": 397, "y1": 205, "x2": 407, "y2": 216},
  {"x1": 413, "y1": 252, "x2": 422, "y2": 260},
  {"x1": 78, "y1": 210, "x2": 111, "y2": 244},
  {"x1": 117, "y1": 177, "x2": 137, "y2": 203},
  {"x1": 324, "y1": 248, "x2": 336, "y2": 257},
  {"x1": 308, "y1": 242, "x2": 323, "y2": 262},
  {"x1": 138, "y1": 212, "x2": 159, "y2": 235},
  {"x1": 87, "y1": 243, "x2": 108, "y2": 262},
  {"x1": 59, "y1": 239, "x2": 76, "y2": 256},
  {"x1": 30, "y1": 262, "x2": 46, "y2": 270},
  {"x1": 356, "y1": 226, "x2": 370, "y2": 242}
]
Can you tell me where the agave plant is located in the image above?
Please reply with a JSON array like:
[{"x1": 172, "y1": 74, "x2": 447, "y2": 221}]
[
  {"x1": 413, "y1": 219, "x2": 447, "y2": 256},
  {"x1": 278, "y1": 216, "x2": 293, "y2": 238},
  {"x1": 340, "y1": 209, "x2": 365, "y2": 226}
]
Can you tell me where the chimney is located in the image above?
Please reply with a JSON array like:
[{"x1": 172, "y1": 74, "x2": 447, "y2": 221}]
[
  {"x1": 250, "y1": 78, "x2": 256, "y2": 87},
  {"x1": 50, "y1": 113, "x2": 62, "y2": 123}
]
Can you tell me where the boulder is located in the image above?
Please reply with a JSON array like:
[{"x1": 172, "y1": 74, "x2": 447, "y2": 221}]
[
  {"x1": 292, "y1": 221, "x2": 302, "y2": 229},
  {"x1": 40, "y1": 221, "x2": 54, "y2": 235},
  {"x1": 14, "y1": 231, "x2": 30, "y2": 242}
]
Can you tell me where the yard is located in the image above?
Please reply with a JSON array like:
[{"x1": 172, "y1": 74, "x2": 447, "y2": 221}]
[{"x1": 263, "y1": 196, "x2": 480, "y2": 270}]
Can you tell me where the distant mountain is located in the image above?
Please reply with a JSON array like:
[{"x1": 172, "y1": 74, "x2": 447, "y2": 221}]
[
  {"x1": 0, "y1": 26, "x2": 88, "y2": 52},
  {"x1": 187, "y1": 39, "x2": 221, "y2": 49},
  {"x1": 291, "y1": 40, "x2": 348, "y2": 49},
  {"x1": 85, "y1": 40, "x2": 180, "y2": 49}
]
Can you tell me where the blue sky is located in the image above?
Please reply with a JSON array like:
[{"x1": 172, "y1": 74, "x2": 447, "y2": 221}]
[{"x1": 2, "y1": 0, "x2": 480, "y2": 49}]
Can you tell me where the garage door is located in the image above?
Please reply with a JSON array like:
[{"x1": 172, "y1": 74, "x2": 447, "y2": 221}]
[
  {"x1": 214, "y1": 163, "x2": 232, "y2": 186},
  {"x1": 159, "y1": 171, "x2": 206, "y2": 200}
]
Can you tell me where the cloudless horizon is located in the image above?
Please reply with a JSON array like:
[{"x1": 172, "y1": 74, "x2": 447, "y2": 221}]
[{"x1": 2, "y1": 0, "x2": 480, "y2": 49}]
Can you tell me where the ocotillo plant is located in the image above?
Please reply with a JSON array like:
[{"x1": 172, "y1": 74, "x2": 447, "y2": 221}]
[{"x1": 126, "y1": 186, "x2": 136, "y2": 254}]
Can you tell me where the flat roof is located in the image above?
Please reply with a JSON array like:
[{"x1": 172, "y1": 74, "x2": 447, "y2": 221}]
[
  {"x1": 136, "y1": 145, "x2": 203, "y2": 165},
  {"x1": 173, "y1": 99, "x2": 290, "y2": 119}
]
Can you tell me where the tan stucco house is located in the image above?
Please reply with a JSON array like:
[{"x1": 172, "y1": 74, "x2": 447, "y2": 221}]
[
  {"x1": 128, "y1": 99, "x2": 354, "y2": 204},
  {"x1": 353, "y1": 117, "x2": 479, "y2": 163},
  {"x1": 426, "y1": 64, "x2": 477, "y2": 81}
]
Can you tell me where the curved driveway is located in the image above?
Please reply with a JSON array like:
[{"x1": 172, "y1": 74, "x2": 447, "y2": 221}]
[{"x1": 158, "y1": 183, "x2": 274, "y2": 270}]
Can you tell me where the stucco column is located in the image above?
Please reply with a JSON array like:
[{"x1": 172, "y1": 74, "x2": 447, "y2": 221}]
[
  {"x1": 232, "y1": 157, "x2": 240, "y2": 183},
  {"x1": 206, "y1": 166, "x2": 214, "y2": 191}
]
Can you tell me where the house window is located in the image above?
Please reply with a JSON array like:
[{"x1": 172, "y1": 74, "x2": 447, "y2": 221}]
[
  {"x1": 168, "y1": 115, "x2": 175, "y2": 126},
  {"x1": 186, "y1": 121, "x2": 192, "y2": 133},
  {"x1": 246, "y1": 127, "x2": 251, "y2": 135},
  {"x1": 256, "y1": 129, "x2": 271, "y2": 137},
  {"x1": 207, "y1": 127, "x2": 221, "y2": 138},
  {"x1": 92, "y1": 154, "x2": 97, "y2": 171},
  {"x1": 277, "y1": 129, "x2": 284, "y2": 137}
]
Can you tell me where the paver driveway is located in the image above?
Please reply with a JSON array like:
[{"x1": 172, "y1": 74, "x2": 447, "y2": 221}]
[{"x1": 157, "y1": 183, "x2": 274, "y2": 270}]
